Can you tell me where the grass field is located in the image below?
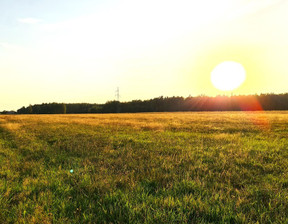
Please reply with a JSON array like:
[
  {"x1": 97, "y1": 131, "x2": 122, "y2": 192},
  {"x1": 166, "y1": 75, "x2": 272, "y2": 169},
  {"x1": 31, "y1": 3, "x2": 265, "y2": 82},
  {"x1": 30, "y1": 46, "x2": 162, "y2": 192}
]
[{"x1": 1, "y1": 112, "x2": 288, "y2": 223}]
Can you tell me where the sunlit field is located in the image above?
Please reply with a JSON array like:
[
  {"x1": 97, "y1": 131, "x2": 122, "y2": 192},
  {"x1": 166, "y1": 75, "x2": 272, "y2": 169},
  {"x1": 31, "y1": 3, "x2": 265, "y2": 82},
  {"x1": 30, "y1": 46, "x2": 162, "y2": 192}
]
[{"x1": 1, "y1": 112, "x2": 288, "y2": 223}]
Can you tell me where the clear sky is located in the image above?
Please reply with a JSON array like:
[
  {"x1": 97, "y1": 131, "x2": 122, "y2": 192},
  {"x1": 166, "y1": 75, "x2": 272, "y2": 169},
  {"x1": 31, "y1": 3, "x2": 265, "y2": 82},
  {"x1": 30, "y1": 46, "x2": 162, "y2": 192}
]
[{"x1": 1, "y1": 0, "x2": 288, "y2": 111}]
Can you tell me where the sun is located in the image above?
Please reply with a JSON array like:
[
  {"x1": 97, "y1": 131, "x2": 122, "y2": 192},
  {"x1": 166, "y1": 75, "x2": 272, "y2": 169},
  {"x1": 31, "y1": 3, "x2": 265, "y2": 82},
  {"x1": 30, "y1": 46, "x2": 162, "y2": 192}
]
[{"x1": 211, "y1": 61, "x2": 246, "y2": 91}]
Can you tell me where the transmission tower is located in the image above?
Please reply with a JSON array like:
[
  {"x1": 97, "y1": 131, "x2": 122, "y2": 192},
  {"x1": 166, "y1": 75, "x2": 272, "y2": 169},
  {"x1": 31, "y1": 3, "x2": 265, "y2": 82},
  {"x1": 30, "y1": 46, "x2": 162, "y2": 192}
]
[{"x1": 115, "y1": 87, "x2": 120, "y2": 101}]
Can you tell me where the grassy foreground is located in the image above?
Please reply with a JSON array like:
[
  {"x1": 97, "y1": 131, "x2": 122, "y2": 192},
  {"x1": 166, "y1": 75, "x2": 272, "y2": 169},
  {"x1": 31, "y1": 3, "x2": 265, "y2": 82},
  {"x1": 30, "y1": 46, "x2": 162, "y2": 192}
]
[{"x1": 1, "y1": 112, "x2": 288, "y2": 223}]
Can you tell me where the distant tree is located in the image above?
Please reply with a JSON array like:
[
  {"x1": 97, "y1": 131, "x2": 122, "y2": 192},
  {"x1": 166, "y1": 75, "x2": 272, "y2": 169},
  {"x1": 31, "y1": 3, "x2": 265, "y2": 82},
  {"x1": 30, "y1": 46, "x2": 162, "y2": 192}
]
[
  {"x1": 102, "y1": 101, "x2": 121, "y2": 113},
  {"x1": 62, "y1": 104, "x2": 67, "y2": 114},
  {"x1": 16, "y1": 93, "x2": 288, "y2": 114},
  {"x1": 51, "y1": 103, "x2": 66, "y2": 114},
  {"x1": 28, "y1": 105, "x2": 33, "y2": 114},
  {"x1": 17, "y1": 107, "x2": 26, "y2": 114},
  {"x1": 88, "y1": 105, "x2": 102, "y2": 113}
]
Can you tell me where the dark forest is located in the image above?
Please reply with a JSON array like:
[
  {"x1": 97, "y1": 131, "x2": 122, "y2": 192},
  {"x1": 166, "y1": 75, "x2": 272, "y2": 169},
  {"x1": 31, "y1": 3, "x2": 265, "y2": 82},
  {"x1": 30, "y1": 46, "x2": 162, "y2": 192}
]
[{"x1": 11, "y1": 93, "x2": 288, "y2": 114}]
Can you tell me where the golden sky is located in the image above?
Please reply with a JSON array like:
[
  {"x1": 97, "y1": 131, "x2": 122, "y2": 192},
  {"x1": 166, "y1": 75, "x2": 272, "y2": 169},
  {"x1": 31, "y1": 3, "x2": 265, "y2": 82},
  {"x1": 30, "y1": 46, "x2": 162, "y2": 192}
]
[{"x1": 0, "y1": 0, "x2": 288, "y2": 110}]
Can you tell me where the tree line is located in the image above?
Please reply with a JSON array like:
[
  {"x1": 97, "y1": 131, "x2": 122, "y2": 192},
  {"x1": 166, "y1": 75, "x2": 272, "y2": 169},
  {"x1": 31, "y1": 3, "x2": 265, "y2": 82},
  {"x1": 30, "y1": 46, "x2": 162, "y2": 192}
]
[{"x1": 11, "y1": 93, "x2": 288, "y2": 114}]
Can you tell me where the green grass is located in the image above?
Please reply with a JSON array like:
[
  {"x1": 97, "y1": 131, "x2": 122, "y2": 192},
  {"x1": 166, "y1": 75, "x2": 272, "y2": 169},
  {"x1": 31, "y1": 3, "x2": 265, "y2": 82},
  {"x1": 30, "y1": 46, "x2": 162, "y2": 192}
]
[{"x1": 1, "y1": 112, "x2": 288, "y2": 223}]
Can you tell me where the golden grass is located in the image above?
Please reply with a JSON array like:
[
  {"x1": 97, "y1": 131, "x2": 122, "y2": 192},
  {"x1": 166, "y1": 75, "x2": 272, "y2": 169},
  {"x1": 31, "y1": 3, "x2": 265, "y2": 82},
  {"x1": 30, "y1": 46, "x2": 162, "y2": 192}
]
[
  {"x1": 1, "y1": 111, "x2": 284, "y2": 131},
  {"x1": 1, "y1": 111, "x2": 288, "y2": 223}
]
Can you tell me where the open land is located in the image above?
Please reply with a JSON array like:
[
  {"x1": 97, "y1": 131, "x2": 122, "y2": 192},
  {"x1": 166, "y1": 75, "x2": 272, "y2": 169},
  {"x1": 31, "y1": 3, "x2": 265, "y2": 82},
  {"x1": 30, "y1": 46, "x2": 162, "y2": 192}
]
[{"x1": 1, "y1": 112, "x2": 288, "y2": 223}]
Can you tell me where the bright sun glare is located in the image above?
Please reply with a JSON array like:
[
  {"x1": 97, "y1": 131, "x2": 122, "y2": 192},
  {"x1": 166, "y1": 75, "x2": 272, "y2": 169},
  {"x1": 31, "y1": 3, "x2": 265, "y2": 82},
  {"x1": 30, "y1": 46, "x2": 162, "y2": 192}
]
[{"x1": 211, "y1": 61, "x2": 246, "y2": 91}]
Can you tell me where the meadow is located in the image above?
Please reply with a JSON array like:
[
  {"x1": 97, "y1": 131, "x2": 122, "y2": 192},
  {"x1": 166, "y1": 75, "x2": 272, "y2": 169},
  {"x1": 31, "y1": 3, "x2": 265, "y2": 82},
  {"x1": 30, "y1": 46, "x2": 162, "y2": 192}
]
[{"x1": 1, "y1": 112, "x2": 288, "y2": 223}]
